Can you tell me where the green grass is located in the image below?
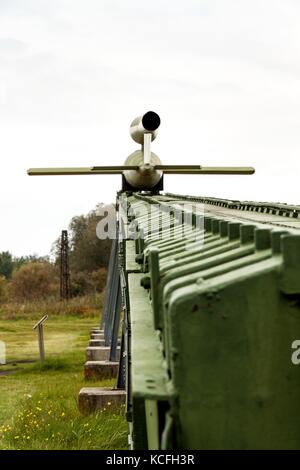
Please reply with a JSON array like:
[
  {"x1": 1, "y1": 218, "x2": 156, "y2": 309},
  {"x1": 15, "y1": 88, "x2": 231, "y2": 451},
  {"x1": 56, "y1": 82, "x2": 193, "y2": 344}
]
[
  {"x1": 0, "y1": 294, "x2": 103, "y2": 320},
  {"x1": 0, "y1": 317, "x2": 128, "y2": 450}
]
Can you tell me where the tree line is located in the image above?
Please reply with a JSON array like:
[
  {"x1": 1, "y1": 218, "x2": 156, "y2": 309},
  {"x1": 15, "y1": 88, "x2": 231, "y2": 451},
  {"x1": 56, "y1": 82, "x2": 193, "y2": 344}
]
[{"x1": 0, "y1": 205, "x2": 112, "y2": 303}]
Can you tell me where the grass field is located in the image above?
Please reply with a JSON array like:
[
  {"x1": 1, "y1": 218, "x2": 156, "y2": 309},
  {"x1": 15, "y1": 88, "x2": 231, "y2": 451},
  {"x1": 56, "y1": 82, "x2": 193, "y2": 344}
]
[{"x1": 0, "y1": 316, "x2": 128, "y2": 450}]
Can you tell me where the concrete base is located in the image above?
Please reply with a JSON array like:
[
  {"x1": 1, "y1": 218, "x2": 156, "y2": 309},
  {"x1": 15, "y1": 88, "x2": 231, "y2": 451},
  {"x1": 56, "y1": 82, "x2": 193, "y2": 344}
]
[
  {"x1": 78, "y1": 387, "x2": 126, "y2": 414},
  {"x1": 90, "y1": 333, "x2": 104, "y2": 340},
  {"x1": 86, "y1": 346, "x2": 120, "y2": 361},
  {"x1": 89, "y1": 339, "x2": 106, "y2": 347},
  {"x1": 84, "y1": 361, "x2": 119, "y2": 380}
]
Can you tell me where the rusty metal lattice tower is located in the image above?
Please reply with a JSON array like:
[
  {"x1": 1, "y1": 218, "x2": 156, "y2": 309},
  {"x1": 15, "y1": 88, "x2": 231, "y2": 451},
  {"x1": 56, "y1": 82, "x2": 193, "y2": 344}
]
[{"x1": 60, "y1": 230, "x2": 70, "y2": 300}]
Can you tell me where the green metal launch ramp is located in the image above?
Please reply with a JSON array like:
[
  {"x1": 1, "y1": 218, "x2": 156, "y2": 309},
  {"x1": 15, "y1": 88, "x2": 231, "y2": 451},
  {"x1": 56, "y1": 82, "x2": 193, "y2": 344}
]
[{"x1": 121, "y1": 193, "x2": 300, "y2": 450}]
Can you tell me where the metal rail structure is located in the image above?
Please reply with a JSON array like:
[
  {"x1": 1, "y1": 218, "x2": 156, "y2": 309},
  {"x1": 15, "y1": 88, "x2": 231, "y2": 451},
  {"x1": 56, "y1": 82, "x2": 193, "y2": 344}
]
[
  {"x1": 104, "y1": 192, "x2": 300, "y2": 450},
  {"x1": 28, "y1": 112, "x2": 300, "y2": 449},
  {"x1": 60, "y1": 230, "x2": 70, "y2": 300}
]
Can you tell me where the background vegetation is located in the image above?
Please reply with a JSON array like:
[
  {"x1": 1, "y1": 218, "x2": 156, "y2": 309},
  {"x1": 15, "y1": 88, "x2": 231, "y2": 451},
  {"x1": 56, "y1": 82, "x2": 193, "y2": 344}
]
[{"x1": 0, "y1": 204, "x2": 112, "y2": 314}]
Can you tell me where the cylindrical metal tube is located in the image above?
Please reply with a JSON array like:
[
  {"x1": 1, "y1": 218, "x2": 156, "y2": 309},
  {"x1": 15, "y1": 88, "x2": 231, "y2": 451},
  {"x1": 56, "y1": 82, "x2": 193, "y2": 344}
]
[{"x1": 130, "y1": 111, "x2": 161, "y2": 144}]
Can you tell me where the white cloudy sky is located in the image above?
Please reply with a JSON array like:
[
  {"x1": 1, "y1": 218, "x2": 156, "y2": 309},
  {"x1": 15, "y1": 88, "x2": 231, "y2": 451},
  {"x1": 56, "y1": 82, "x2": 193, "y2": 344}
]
[{"x1": 0, "y1": 0, "x2": 300, "y2": 256}]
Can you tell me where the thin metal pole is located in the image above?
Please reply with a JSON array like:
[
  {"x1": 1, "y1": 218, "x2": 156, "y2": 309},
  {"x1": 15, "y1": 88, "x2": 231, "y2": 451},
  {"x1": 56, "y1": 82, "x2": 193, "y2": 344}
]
[
  {"x1": 101, "y1": 238, "x2": 117, "y2": 330},
  {"x1": 38, "y1": 324, "x2": 45, "y2": 362},
  {"x1": 116, "y1": 320, "x2": 126, "y2": 389},
  {"x1": 109, "y1": 280, "x2": 122, "y2": 362},
  {"x1": 104, "y1": 241, "x2": 119, "y2": 345},
  {"x1": 60, "y1": 230, "x2": 70, "y2": 301}
]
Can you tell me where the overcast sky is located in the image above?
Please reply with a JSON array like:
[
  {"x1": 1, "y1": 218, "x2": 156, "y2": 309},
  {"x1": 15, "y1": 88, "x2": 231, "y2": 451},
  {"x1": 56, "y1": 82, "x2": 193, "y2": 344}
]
[{"x1": 0, "y1": 0, "x2": 300, "y2": 256}]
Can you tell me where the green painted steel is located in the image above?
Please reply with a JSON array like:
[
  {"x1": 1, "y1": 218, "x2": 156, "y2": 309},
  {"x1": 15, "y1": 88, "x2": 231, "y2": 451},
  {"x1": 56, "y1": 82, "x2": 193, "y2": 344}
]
[{"x1": 120, "y1": 192, "x2": 300, "y2": 450}]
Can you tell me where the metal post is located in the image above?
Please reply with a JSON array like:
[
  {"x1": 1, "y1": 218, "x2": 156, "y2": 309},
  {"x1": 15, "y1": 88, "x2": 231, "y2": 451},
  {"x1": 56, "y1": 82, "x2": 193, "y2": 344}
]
[
  {"x1": 33, "y1": 315, "x2": 48, "y2": 363},
  {"x1": 60, "y1": 230, "x2": 70, "y2": 301},
  {"x1": 116, "y1": 320, "x2": 126, "y2": 389},
  {"x1": 109, "y1": 280, "x2": 122, "y2": 361},
  {"x1": 38, "y1": 324, "x2": 45, "y2": 362},
  {"x1": 104, "y1": 240, "x2": 120, "y2": 345},
  {"x1": 101, "y1": 238, "x2": 117, "y2": 330},
  {"x1": 116, "y1": 268, "x2": 127, "y2": 388}
]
